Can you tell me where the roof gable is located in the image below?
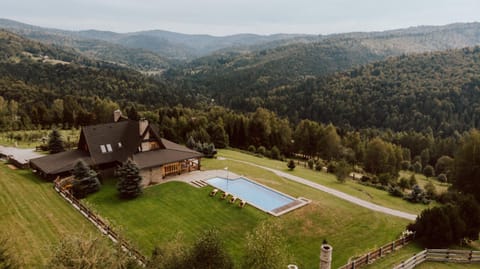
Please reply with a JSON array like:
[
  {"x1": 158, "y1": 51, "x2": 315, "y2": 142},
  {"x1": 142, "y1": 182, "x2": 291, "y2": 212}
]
[{"x1": 81, "y1": 120, "x2": 140, "y2": 164}]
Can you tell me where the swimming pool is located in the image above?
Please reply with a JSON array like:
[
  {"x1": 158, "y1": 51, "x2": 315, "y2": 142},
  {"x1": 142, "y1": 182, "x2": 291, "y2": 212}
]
[{"x1": 206, "y1": 177, "x2": 303, "y2": 215}]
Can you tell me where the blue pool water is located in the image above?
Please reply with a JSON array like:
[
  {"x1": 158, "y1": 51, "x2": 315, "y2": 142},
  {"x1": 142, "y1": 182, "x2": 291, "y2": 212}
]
[{"x1": 206, "y1": 177, "x2": 294, "y2": 212}]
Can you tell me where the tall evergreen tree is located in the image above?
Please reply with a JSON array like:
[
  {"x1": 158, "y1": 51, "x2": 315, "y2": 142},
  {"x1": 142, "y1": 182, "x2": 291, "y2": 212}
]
[
  {"x1": 454, "y1": 129, "x2": 480, "y2": 202},
  {"x1": 72, "y1": 160, "x2": 90, "y2": 180},
  {"x1": 48, "y1": 129, "x2": 65, "y2": 154},
  {"x1": 116, "y1": 159, "x2": 143, "y2": 199},
  {"x1": 71, "y1": 160, "x2": 101, "y2": 198}
]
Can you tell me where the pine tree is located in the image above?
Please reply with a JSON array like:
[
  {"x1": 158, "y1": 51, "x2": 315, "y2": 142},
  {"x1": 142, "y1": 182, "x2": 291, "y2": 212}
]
[
  {"x1": 186, "y1": 136, "x2": 196, "y2": 149},
  {"x1": 71, "y1": 160, "x2": 100, "y2": 198},
  {"x1": 48, "y1": 129, "x2": 65, "y2": 154},
  {"x1": 72, "y1": 160, "x2": 90, "y2": 180},
  {"x1": 72, "y1": 170, "x2": 101, "y2": 198},
  {"x1": 116, "y1": 159, "x2": 143, "y2": 199}
]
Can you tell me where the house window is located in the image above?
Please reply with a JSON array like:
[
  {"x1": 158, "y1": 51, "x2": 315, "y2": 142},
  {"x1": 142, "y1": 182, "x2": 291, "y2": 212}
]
[
  {"x1": 118, "y1": 142, "x2": 122, "y2": 148},
  {"x1": 100, "y1": 145, "x2": 107, "y2": 153},
  {"x1": 106, "y1": 144, "x2": 113, "y2": 152}
]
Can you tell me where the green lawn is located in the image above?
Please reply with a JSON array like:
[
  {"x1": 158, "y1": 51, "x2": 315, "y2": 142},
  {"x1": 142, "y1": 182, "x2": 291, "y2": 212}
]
[
  {"x1": 215, "y1": 149, "x2": 433, "y2": 215},
  {"x1": 0, "y1": 162, "x2": 100, "y2": 267},
  {"x1": 87, "y1": 155, "x2": 411, "y2": 268}
]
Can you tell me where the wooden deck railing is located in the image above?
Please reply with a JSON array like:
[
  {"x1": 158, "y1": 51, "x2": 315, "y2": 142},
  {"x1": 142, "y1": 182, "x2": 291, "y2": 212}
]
[
  {"x1": 53, "y1": 181, "x2": 147, "y2": 266},
  {"x1": 338, "y1": 233, "x2": 415, "y2": 269},
  {"x1": 393, "y1": 248, "x2": 480, "y2": 269}
]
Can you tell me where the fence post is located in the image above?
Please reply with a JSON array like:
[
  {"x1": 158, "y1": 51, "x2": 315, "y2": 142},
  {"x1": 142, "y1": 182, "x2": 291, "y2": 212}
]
[
  {"x1": 392, "y1": 241, "x2": 395, "y2": 251},
  {"x1": 379, "y1": 247, "x2": 383, "y2": 257},
  {"x1": 351, "y1": 260, "x2": 355, "y2": 269},
  {"x1": 366, "y1": 253, "x2": 370, "y2": 264},
  {"x1": 469, "y1": 250, "x2": 473, "y2": 261}
]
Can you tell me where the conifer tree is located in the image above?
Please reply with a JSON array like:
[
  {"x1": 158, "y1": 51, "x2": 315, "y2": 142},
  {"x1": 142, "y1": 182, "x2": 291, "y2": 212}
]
[
  {"x1": 48, "y1": 129, "x2": 65, "y2": 154},
  {"x1": 72, "y1": 160, "x2": 90, "y2": 180},
  {"x1": 71, "y1": 160, "x2": 101, "y2": 198},
  {"x1": 116, "y1": 159, "x2": 143, "y2": 199}
]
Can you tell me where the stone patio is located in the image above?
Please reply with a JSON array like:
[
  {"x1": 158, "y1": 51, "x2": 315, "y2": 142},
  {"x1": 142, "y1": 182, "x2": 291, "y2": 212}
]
[{"x1": 147, "y1": 169, "x2": 240, "y2": 188}]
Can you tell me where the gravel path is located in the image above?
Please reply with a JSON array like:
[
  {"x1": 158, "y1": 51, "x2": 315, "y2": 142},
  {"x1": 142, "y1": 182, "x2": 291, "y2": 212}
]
[{"x1": 230, "y1": 158, "x2": 417, "y2": 221}]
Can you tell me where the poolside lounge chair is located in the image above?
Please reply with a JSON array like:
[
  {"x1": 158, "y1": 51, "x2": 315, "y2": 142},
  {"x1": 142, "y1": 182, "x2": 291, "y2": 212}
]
[
  {"x1": 229, "y1": 196, "x2": 237, "y2": 204},
  {"x1": 209, "y1": 189, "x2": 218, "y2": 197},
  {"x1": 239, "y1": 200, "x2": 247, "y2": 208},
  {"x1": 220, "y1": 192, "x2": 229, "y2": 199}
]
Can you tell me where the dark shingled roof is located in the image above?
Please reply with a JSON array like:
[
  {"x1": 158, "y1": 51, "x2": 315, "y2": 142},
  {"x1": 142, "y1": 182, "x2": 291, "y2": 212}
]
[
  {"x1": 81, "y1": 120, "x2": 139, "y2": 165},
  {"x1": 133, "y1": 149, "x2": 203, "y2": 169},
  {"x1": 30, "y1": 150, "x2": 92, "y2": 175}
]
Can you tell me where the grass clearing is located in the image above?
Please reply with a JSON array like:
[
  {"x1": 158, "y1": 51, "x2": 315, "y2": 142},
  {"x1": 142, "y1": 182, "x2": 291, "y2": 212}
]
[
  {"x1": 0, "y1": 129, "x2": 79, "y2": 148},
  {"x1": 399, "y1": 170, "x2": 450, "y2": 194},
  {"x1": 87, "y1": 154, "x2": 410, "y2": 268},
  {"x1": 216, "y1": 149, "x2": 433, "y2": 215},
  {"x1": 0, "y1": 162, "x2": 100, "y2": 267}
]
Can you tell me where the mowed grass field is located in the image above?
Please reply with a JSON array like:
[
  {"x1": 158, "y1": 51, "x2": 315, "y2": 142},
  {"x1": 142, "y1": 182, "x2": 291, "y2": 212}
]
[
  {"x1": 0, "y1": 162, "x2": 100, "y2": 267},
  {"x1": 86, "y1": 152, "x2": 413, "y2": 268},
  {"x1": 216, "y1": 149, "x2": 435, "y2": 215}
]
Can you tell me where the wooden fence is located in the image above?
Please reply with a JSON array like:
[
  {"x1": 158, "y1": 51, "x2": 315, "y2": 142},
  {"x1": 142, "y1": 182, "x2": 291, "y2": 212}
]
[
  {"x1": 393, "y1": 249, "x2": 480, "y2": 269},
  {"x1": 338, "y1": 233, "x2": 415, "y2": 269},
  {"x1": 53, "y1": 182, "x2": 147, "y2": 266}
]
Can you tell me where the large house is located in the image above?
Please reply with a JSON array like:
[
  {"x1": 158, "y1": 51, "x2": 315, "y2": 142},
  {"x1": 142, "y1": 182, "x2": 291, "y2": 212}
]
[{"x1": 30, "y1": 110, "x2": 203, "y2": 186}]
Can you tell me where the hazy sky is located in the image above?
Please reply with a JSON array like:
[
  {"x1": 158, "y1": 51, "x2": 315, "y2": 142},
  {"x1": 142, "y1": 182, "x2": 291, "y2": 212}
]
[{"x1": 2, "y1": 0, "x2": 480, "y2": 36}]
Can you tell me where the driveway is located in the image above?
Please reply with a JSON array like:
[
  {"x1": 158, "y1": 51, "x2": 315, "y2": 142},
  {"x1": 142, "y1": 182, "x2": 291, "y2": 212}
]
[{"x1": 228, "y1": 158, "x2": 417, "y2": 221}]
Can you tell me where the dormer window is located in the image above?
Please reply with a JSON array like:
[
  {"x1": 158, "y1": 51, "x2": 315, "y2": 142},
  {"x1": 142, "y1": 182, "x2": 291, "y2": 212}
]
[
  {"x1": 118, "y1": 142, "x2": 123, "y2": 148},
  {"x1": 100, "y1": 145, "x2": 107, "y2": 153},
  {"x1": 106, "y1": 144, "x2": 113, "y2": 152}
]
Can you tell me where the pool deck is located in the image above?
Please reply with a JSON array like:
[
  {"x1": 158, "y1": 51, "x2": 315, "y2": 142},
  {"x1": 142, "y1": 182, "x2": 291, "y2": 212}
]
[
  {"x1": 146, "y1": 169, "x2": 241, "y2": 188},
  {"x1": 156, "y1": 169, "x2": 309, "y2": 216}
]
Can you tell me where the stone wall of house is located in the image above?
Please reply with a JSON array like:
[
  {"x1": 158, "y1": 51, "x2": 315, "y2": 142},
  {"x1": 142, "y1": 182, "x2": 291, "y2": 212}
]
[{"x1": 139, "y1": 166, "x2": 164, "y2": 186}]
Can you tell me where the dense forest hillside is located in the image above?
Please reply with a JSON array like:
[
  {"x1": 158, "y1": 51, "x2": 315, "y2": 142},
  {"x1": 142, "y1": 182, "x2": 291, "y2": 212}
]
[
  {"x1": 0, "y1": 30, "x2": 197, "y2": 129},
  {"x1": 172, "y1": 23, "x2": 480, "y2": 111},
  {"x1": 261, "y1": 47, "x2": 480, "y2": 134}
]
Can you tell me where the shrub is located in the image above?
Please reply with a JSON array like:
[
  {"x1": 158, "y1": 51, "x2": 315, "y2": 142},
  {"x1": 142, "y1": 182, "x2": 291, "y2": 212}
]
[
  {"x1": 404, "y1": 185, "x2": 430, "y2": 204},
  {"x1": 270, "y1": 146, "x2": 281, "y2": 160},
  {"x1": 401, "y1": 160, "x2": 411, "y2": 170},
  {"x1": 423, "y1": 165, "x2": 435, "y2": 177},
  {"x1": 307, "y1": 159, "x2": 314, "y2": 169},
  {"x1": 412, "y1": 161, "x2": 422, "y2": 174},
  {"x1": 287, "y1": 160, "x2": 296, "y2": 170},
  {"x1": 388, "y1": 186, "x2": 404, "y2": 197},
  {"x1": 437, "y1": 173, "x2": 447, "y2": 183},
  {"x1": 327, "y1": 161, "x2": 337, "y2": 173},
  {"x1": 256, "y1": 146, "x2": 266, "y2": 156},
  {"x1": 398, "y1": 177, "x2": 410, "y2": 190},
  {"x1": 247, "y1": 145, "x2": 256, "y2": 153},
  {"x1": 315, "y1": 159, "x2": 325, "y2": 171}
]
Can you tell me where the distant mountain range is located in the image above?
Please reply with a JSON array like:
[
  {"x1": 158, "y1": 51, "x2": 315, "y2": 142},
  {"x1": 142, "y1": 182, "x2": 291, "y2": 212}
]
[{"x1": 2, "y1": 18, "x2": 480, "y2": 74}]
